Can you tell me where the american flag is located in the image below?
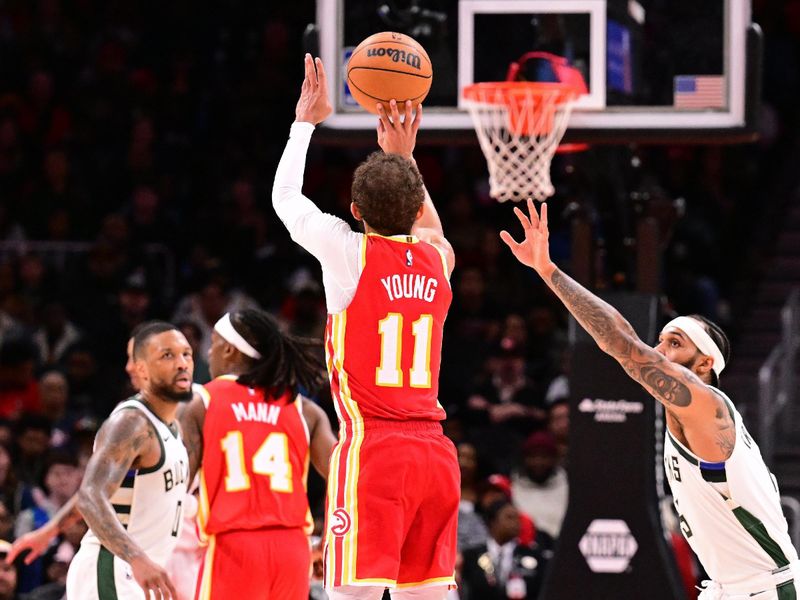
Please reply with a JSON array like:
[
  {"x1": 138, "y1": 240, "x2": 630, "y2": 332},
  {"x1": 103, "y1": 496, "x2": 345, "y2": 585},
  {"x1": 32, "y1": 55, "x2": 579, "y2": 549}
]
[{"x1": 674, "y1": 76, "x2": 725, "y2": 109}]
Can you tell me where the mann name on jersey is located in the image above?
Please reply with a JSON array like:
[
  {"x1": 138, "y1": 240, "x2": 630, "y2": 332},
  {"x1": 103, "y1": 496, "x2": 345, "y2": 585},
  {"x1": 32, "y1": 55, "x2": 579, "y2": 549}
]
[{"x1": 231, "y1": 400, "x2": 281, "y2": 425}]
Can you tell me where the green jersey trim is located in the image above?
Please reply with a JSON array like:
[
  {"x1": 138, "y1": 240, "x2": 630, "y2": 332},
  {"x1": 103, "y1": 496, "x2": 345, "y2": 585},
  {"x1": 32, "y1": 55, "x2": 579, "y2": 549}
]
[
  {"x1": 777, "y1": 579, "x2": 798, "y2": 600},
  {"x1": 732, "y1": 505, "x2": 791, "y2": 568},
  {"x1": 97, "y1": 546, "x2": 118, "y2": 600}
]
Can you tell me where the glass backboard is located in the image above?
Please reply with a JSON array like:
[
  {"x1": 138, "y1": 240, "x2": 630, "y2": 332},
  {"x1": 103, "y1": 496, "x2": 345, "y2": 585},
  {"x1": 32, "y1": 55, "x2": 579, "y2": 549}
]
[{"x1": 316, "y1": 0, "x2": 761, "y2": 143}]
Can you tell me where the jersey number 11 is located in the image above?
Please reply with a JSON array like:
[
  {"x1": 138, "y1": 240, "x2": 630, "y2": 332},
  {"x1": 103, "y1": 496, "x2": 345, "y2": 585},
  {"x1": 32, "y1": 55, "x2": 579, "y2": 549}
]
[{"x1": 376, "y1": 313, "x2": 433, "y2": 388}]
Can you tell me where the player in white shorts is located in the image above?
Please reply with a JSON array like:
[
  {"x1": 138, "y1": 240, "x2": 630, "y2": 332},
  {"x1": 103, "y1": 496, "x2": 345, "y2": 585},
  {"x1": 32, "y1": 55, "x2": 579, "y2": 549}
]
[
  {"x1": 68, "y1": 321, "x2": 192, "y2": 599},
  {"x1": 501, "y1": 200, "x2": 799, "y2": 600}
]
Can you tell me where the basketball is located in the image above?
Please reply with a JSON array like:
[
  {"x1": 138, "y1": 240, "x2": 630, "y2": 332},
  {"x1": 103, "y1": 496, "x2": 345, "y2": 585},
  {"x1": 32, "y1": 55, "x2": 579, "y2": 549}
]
[{"x1": 346, "y1": 31, "x2": 432, "y2": 114}]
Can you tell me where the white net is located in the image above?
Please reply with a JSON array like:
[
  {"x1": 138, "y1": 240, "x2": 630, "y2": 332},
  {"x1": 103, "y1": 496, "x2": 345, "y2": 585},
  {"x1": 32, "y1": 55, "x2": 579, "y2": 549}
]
[{"x1": 463, "y1": 83, "x2": 579, "y2": 202}]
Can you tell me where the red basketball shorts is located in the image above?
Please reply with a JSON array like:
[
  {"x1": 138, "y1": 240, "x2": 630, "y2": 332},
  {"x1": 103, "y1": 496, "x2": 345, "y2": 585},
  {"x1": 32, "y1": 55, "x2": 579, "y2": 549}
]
[
  {"x1": 323, "y1": 420, "x2": 460, "y2": 590},
  {"x1": 195, "y1": 527, "x2": 310, "y2": 599}
]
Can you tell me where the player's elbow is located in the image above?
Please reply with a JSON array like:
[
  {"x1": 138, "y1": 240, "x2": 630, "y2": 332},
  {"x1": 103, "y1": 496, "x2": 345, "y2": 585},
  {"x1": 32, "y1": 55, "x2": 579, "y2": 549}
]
[{"x1": 76, "y1": 485, "x2": 98, "y2": 518}]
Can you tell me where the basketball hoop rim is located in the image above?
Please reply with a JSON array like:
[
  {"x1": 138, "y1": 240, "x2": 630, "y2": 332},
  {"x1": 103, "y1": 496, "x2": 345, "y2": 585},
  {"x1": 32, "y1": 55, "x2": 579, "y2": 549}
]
[{"x1": 462, "y1": 81, "x2": 582, "y2": 105}]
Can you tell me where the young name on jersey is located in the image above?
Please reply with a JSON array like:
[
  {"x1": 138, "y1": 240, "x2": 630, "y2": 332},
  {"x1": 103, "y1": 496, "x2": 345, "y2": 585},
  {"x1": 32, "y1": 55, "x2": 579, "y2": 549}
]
[{"x1": 380, "y1": 273, "x2": 438, "y2": 303}]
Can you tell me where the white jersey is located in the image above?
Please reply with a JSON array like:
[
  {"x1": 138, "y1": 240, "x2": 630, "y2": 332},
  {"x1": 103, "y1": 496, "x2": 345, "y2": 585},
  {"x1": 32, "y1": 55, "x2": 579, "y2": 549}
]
[
  {"x1": 664, "y1": 387, "x2": 798, "y2": 591},
  {"x1": 80, "y1": 397, "x2": 190, "y2": 566}
]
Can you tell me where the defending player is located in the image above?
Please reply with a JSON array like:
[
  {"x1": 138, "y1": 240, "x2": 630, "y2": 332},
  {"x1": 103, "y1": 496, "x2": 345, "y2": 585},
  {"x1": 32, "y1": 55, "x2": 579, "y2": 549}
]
[
  {"x1": 501, "y1": 200, "x2": 799, "y2": 600},
  {"x1": 67, "y1": 321, "x2": 193, "y2": 599},
  {"x1": 273, "y1": 54, "x2": 459, "y2": 600},
  {"x1": 9, "y1": 327, "x2": 206, "y2": 600},
  {"x1": 178, "y1": 308, "x2": 336, "y2": 599}
]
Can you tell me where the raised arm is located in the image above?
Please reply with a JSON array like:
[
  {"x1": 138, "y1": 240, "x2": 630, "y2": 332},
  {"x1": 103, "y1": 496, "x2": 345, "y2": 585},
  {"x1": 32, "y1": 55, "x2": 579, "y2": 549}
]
[
  {"x1": 500, "y1": 200, "x2": 724, "y2": 425},
  {"x1": 271, "y1": 55, "x2": 362, "y2": 300},
  {"x1": 77, "y1": 409, "x2": 177, "y2": 598},
  {"x1": 301, "y1": 398, "x2": 337, "y2": 479},
  {"x1": 377, "y1": 100, "x2": 455, "y2": 276}
]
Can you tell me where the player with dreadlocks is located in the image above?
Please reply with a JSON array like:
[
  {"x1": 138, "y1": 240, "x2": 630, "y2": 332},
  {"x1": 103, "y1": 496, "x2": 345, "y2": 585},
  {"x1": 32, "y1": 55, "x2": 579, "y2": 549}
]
[{"x1": 178, "y1": 308, "x2": 336, "y2": 600}]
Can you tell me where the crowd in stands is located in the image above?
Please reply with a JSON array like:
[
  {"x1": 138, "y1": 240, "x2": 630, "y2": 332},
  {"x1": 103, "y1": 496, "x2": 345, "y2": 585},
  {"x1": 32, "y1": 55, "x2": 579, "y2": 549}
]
[{"x1": 1, "y1": 1, "x2": 799, "y2": 598}]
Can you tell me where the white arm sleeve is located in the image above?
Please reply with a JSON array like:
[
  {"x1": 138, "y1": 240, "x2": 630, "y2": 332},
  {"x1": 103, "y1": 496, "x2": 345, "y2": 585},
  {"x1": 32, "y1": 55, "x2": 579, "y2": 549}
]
[{"x1": 272, "y1": 122, "x2": 361, "y2": 313}]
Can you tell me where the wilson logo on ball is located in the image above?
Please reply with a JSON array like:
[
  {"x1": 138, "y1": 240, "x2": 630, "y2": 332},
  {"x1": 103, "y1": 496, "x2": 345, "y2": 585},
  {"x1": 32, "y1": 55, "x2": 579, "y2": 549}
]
[{"x1": 365, "y1": 48, "x2": 422, "y2": 70}]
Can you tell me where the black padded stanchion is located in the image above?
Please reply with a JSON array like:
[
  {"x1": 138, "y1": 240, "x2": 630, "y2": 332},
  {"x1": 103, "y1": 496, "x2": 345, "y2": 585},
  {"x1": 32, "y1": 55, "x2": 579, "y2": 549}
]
[{"x1": 541, "y1": 293, "x2": 686, "y2": 600}]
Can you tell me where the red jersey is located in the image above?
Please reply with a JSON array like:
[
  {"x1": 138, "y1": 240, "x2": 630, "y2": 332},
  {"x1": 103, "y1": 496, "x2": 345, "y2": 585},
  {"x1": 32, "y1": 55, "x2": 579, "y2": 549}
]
[
  {"x1": 198, "y1": 376, "x2": 312, "y2": 535},
  {"x1": 325, "y1": 234, "x2": 452, "y2": 423}
]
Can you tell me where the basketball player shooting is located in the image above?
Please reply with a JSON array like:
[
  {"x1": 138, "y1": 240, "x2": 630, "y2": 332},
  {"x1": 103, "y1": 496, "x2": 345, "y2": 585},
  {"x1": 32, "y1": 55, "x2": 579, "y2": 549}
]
[
  {"x1": 501, "y1": 199, "x2": 799, "y2": 599},
  {"x1": 272, "y1": 54, "x2": 459, "y2": 600}
]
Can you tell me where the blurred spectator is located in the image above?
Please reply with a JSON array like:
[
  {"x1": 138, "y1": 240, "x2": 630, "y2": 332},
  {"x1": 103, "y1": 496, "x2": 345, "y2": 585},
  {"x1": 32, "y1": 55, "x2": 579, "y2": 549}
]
[
  {"x1": 544, "y1": 348, "x2": 571, "y2": 406},
  {"x1": 0, "y1": 309, "x2": 20, "y2": 351},
  {"x1": 511, "y1": 431, "x2": 569, "y2": 540},
  {"x1": 36, "y1": 372, "x2": 73, "y2": 450},
  {"x1": 59, "y1": 343, "x2": 102, "y2": 417},
  {"x1": 32, "y1": 303, "x2": 81, "y2": 367},
  {"x1": 442, "y1": 267, "x2": 501, "y2": 399},
  {"x1": 281, "y1": 275, "x2": 326, "y2": 340},
  {"x1": 70, "y1": 417, "x2": 98, "y2": 470},
  {"x1": 0, "y1": 338, "x2": 40, "y2": 420},
  {"x1": 478, "y1": 475, "x2": 551, "y2": 552},
  {"x1": 172, "y1": 270, "x2": 258, "y2": 356},
  {"x1": 546, "y1": 400, "x2": 570, "y2": 468},
  {"x1": 176, "y1": 320, "x2": 210, "y2": 384},
  {"x1": 468, "y1": 338, "x2": 547, "y2": 429},
  {"x1": 457, "y1": 442, "x2": 489, "y2": 552},
  {"x1": 0, "y1": 446, "x2": 20, "y2": 513},
  {"x1": 467, "y1": 338, "x2": 548, "y2": 472},
  {"x1": 13, "y1": 415, "x2": 52, "y2": 488},
  {"x1": 0, "y1": 540, "x2": 18, "y2": 600},
  {"x1": 460, "y1": 499, "x2": 548, "y2": 600},
  {"x1": 17, "y1": 256, "x2": 55, "y2": 320},
  {"x1": 124, "y1": 185, "x2": 176, "y2": 246},
  {"x1": 15, "y1": 452, "x2": 81, "y2": 592},
  {"x1": 0, "y1": 500, "x2": 14, "y2": 542}
]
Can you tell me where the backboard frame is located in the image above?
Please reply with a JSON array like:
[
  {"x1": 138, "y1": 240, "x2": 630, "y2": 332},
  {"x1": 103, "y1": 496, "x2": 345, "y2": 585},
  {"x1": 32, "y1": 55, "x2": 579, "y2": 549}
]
[{"x1": 316, "y1": 0, "x2": 761, "y2": 144}]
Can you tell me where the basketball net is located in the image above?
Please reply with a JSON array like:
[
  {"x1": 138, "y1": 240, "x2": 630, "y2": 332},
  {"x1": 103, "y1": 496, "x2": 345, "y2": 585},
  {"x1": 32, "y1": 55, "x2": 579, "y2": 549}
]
[{"x1": 463, "y1": 82, "x2": 580, "y2": 202}]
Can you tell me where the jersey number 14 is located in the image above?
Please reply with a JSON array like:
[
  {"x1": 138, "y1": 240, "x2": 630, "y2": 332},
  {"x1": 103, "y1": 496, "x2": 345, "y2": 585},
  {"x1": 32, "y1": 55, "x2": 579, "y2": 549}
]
[{"x1": 220, "y1": 431, "x2": 292, "y2": 493}]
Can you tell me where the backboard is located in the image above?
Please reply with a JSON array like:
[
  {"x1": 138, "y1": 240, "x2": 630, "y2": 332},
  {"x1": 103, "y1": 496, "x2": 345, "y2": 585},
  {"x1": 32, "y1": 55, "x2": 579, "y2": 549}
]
[{"x1": 316, "y1": 0, "x2": 761, "y2": 143}]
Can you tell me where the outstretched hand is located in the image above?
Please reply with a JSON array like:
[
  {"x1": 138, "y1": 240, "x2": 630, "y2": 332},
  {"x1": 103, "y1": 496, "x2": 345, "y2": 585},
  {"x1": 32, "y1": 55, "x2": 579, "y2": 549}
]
[
  {"x1": 499, "y1": 199, "x2": 556, "y2": 276},
  {"x1": 377, "y1": 100, "x2": 421, "y2": 160},
  {"x1": 6, "y1": 525, "x2": 57, "y2": 565},
  {"x1": 295, "y1": 54, "x2": 332, "y2": 125}
]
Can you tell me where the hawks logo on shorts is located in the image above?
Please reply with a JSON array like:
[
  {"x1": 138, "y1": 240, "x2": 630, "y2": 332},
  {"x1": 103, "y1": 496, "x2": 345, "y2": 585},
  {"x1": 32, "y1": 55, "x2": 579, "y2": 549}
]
[{"x1": 330, "y1": 508, "x2": 351, "y2": 536}]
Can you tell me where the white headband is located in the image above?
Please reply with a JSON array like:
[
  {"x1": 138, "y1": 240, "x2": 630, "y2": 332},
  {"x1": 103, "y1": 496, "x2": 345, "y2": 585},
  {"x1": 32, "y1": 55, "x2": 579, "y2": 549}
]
[
  {"x1": 214, "y1": 313, "x2": 262, "y2": 359},
  {"x1": 662, "y1": 316, "x2": 725, "y2": 376}
]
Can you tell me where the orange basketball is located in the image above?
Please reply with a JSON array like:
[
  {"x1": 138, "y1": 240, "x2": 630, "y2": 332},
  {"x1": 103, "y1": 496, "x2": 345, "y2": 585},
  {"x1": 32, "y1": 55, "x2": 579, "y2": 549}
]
[{"x1": 346, "y1": 32, "x2": 432, "y2": 114}]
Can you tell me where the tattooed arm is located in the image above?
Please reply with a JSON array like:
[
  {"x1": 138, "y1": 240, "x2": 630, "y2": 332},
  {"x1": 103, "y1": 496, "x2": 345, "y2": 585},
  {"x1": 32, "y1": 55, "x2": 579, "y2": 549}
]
[
  {"x1": 177, "y1": 392, "x2": 206, "y2": 482},
  {"x1": 77, "y1": 409, "x2": 177, "y2": 598},
  {"x1": 500, "y1": 200, "x2": 734, "y2": 460}
]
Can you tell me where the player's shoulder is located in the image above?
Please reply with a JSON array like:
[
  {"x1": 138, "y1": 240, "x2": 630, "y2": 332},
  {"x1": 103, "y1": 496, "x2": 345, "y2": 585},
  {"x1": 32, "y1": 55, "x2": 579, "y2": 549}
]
[
  {"x1": 413, "y1": 228, "x2": 455, "y2": 277},
  {"x1": 98, "y1": 399, "x2": 155, "y2": 445},
  {"x1": 203, "y1": 375, "x2": 240, "y2": 393},
  {"x1": 300, "y1": 395, "x2": 325, "y2": 422}
]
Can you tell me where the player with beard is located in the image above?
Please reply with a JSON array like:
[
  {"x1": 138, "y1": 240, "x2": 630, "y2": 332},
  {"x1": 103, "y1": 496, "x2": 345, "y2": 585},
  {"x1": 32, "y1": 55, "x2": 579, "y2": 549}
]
[
  {"x1": 501, "y1": 201, "x2": 799, "y2": 599},
  {"x1": 65, "y1": 321, "x2": 193, "y2": 599},
  {"x1": 9, "y1": 323, "x2": 205, "y2": 599}
]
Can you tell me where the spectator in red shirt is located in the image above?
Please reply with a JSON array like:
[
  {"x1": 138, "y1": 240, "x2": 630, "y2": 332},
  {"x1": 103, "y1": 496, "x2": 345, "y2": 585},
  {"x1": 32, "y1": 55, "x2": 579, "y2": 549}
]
[{"x1": 0, "y1": 336, "x2": 40, "y2": 420}]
